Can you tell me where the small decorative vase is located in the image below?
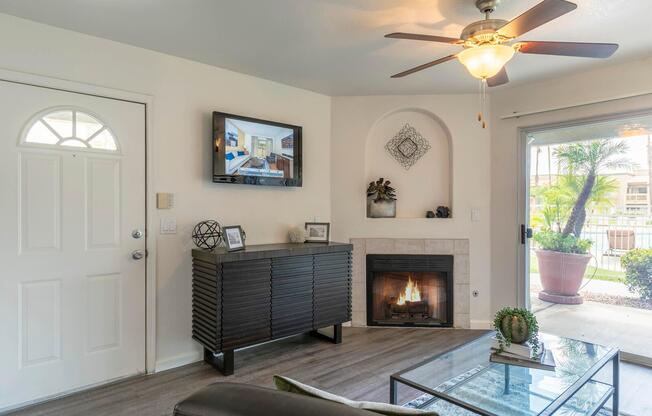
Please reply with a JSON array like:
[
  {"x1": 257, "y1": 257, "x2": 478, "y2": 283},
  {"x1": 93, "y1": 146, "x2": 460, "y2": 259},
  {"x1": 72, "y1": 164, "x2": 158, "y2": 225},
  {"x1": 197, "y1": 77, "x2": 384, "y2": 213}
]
[
  {"x1": 288, "y1": 227, "x2": 305, "y2": 243},
  {"x1": 500, "y1": 315, "x2": 529, "y2": 344},
  {"x1": 367, "y1": 196, "x2": 396, "y2": 218}
]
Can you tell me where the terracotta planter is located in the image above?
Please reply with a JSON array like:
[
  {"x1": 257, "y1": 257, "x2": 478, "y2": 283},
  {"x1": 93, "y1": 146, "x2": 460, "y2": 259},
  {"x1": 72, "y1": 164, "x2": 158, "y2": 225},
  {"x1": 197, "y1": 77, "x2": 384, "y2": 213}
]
[{"x1": 535, "y1": 249, "x2": 590, "y2": 302}]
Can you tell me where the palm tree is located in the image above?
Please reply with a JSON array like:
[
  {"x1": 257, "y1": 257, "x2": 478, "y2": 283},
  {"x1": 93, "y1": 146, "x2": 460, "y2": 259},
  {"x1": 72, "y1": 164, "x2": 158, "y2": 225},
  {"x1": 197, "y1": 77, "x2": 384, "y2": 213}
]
[
  {"x1": 532, "y1": 174, "x2": 617, "y2": 233},
  {"x1": 554, "y1": 139, "x2": 630, "y2": 237}
]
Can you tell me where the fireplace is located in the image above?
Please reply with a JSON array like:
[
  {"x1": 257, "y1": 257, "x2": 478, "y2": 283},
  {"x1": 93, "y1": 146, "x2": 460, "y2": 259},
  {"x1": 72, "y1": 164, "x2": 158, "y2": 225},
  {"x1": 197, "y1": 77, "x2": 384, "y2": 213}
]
[{"x1": 366, "y1": 254, "x2": 453, "y2": 327}]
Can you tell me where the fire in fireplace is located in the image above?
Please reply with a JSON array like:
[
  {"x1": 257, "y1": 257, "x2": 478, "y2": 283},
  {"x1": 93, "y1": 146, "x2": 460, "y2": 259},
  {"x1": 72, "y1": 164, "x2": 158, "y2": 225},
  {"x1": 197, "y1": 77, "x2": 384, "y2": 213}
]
[{"x1": 366, "y1": 255, "x2": 453, "y2": 327}]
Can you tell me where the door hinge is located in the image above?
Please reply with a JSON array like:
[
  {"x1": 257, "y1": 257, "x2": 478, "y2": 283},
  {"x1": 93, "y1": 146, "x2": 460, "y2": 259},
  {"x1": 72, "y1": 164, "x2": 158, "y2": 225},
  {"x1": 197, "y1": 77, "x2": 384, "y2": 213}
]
[{"x1": 520, "y1": 224, "x2": 533, "y2": 244}]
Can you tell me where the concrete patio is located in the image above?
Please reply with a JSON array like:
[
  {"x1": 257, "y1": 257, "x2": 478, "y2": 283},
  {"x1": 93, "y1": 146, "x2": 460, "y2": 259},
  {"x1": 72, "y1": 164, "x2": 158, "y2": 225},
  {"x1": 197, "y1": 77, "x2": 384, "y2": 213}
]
[
  {"x1": 530, "y1": 271, "x2": 652, "y2": 364},
  {"x1": 532, "y1": 297, "x2": 652, "y2": 364}
]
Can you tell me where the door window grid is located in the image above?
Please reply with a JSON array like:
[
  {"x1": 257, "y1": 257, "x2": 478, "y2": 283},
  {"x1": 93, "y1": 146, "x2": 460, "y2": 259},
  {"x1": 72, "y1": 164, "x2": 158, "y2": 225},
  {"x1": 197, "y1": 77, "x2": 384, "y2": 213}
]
[{"x1": 23, "y1": 109, "x2": 118, "y2": 152}]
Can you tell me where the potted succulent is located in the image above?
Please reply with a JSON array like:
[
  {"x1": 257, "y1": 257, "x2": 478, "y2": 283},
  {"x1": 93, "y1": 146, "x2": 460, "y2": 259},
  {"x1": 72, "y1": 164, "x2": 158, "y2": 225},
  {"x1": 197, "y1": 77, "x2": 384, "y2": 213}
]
[
  {"x1": 493, "y1": 307, "x2": 540, "y2": 357},
  {"x1": 533, "y1": 140, "x2": 629, "y2": 304},
  {"x1": 367, "y1": 178, "x2": 396, "y2": 218}
]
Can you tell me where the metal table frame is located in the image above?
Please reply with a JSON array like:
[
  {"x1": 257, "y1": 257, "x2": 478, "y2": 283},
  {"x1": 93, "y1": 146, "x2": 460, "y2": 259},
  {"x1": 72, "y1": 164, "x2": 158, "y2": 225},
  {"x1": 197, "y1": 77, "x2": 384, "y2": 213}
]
[{"x1": 390, "y1": 334, "x2": 619, "y2": 416}]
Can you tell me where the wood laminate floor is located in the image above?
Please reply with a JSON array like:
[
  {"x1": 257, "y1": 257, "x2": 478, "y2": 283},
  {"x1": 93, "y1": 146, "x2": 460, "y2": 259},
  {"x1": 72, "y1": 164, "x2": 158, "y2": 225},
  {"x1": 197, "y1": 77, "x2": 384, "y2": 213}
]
[{"x1": 6, "y1": 327, "x2": 652, "y2": 416}]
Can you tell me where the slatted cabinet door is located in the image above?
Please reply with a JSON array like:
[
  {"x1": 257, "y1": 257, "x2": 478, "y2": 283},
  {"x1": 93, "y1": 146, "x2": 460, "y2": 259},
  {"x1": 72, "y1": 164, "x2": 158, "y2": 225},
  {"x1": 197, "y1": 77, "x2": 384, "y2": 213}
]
[
  {"x1": 313, "y1": 252, "x2": 352, "y2": 328},
  {"x1": 221, "y1": 259, "x2": 272, "y2": 350},
  {"x1": 271, "y1": 255, "x2": 314, "y2": 338},
  {"x1": 191, "y1": 257, "x2": 221, "y2": 352}
]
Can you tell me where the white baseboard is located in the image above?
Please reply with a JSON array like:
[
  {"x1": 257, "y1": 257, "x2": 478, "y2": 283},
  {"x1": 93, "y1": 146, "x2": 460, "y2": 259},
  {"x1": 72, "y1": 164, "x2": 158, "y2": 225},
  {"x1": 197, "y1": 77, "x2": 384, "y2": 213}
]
[
  {"x1": 471, "y1": 320, "x2": 492, "y2": 330},
  {"x1": 154, "y1": 350, "x2": 202, "y2": 373}
]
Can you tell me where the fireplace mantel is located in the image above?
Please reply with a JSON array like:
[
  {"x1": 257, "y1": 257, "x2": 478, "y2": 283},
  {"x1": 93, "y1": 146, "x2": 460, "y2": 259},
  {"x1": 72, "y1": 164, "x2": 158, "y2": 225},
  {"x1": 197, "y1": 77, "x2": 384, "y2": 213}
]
[{"x1": 350, "y1": 238, "x2": 470, "y2": 328}]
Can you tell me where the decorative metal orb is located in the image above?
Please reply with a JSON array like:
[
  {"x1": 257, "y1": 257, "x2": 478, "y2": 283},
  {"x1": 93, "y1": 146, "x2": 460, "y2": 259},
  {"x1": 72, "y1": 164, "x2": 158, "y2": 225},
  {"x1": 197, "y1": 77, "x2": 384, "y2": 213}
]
[{"x1": 192, "y1": 220, "x2": 223, "y2": 250}]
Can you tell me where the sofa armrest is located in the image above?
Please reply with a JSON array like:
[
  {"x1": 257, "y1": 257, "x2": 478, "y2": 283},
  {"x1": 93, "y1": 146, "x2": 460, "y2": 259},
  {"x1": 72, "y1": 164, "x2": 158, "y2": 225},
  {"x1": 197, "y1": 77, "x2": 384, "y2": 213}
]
[{"x1": 174, "y1": 383, "x2": 375, "y2": 416}]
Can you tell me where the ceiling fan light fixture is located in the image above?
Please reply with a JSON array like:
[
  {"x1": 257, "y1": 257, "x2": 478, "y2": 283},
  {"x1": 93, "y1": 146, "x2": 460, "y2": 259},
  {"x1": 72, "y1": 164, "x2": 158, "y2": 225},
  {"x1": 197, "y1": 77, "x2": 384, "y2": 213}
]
[{"x1": 457, "y1": 44, "x2": 515, "y2": 79}]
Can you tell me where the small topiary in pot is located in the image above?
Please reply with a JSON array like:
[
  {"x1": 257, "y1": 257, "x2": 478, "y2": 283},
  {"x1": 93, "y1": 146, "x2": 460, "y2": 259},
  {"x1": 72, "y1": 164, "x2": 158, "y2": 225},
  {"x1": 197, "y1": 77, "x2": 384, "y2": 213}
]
[{"x1": 493, "y1": 307, "x2": 540, "y2": 357}]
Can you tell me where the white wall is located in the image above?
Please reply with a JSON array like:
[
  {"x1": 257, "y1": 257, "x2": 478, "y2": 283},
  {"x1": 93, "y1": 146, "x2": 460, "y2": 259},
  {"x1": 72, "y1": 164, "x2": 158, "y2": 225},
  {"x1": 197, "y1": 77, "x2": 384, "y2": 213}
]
[
  {"x1": 365, "y1": 109, "x2": 450, "y2": 218},
  {"x1": 0, "y1": 13, "x2": 332, "y2": 369},
  {"x1": 331, "y1": 95, "x2": 492, "y2": 326},
  {"x1": 490, "y1": 57, "x2": 652, "y2": 313}
]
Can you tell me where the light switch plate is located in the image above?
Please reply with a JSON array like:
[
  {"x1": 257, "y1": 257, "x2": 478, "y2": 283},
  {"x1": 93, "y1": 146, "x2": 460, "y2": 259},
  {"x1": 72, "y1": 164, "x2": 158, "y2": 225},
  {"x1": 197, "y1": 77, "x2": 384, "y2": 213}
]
[
  {"x1": 160, "y1": 217, "x2": 177, "y2": 234},
  {"x1": 471, "y1": 208, "x2": 481, "y2": 222}
]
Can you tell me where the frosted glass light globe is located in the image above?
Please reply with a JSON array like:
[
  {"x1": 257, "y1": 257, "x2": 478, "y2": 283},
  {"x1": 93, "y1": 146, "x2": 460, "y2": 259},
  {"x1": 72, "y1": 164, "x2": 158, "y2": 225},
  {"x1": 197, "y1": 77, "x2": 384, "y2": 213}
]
[{"x1": 458, "y1": 44, "x2": 515, "y2": 79}]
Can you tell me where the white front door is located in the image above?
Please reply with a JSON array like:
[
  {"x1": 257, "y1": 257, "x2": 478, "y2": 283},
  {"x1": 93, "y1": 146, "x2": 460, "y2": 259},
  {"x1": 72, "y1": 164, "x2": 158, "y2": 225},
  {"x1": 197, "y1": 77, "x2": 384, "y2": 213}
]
[{"x1": 0, "y1": 80, "x2": 146, "y2": 410}]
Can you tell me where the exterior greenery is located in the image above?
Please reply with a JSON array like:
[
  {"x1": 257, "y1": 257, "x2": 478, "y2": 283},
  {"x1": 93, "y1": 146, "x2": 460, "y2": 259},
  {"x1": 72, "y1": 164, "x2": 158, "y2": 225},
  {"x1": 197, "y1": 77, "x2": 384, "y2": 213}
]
[
  {"x1": 493, "y1": 307, "x2": 540, "y2": 358},
  {"x1": 532, "y1": 139, "x2": 630, "y2": 252},
  {"x1": 531, "y1": 175, "x2": 617, "y2": 233},
  {"x1": 554, "y1": 140, "x2": 630, "y2": 237},
  {"x1": 621, "y1": 249, "x2": 652, "y2": 301},
  {"x1": 533, "y1": 230, "x2": 592, "y2": 255}
]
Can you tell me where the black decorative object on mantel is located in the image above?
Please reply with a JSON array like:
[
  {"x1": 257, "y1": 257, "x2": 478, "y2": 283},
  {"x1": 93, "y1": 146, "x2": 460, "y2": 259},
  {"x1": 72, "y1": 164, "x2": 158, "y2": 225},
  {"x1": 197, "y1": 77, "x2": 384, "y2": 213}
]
[
  {"x1": 192, "y1": 220, "x2": 223, "y2": 250},
  {"x1": 436, "y1": 206, "x2": 451, "y2": 218},
  {"x1": 426, "y1": 210, "x2": 436, "y2": 218}
]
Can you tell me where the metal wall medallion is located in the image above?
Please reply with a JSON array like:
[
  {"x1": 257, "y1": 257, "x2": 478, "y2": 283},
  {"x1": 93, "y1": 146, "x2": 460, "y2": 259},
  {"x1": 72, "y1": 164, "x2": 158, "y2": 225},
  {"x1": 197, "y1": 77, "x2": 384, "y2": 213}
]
[{"x1": 385, "y1": 123, "x2": 431, "y2": 170}]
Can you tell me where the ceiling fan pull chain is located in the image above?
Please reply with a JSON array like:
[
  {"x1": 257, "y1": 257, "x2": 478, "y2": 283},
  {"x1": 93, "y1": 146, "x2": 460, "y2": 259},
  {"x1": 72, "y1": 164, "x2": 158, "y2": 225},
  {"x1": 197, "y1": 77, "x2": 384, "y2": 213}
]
[
  {"x1": 477, "y1": 79, "x2": 487, "y2": 129},
  {"x1": 482, "y1": 80, "x2": 486, "y2": 129},
  {"x1": 477, "y1": 79, "x2": 483, "y2": 123}
]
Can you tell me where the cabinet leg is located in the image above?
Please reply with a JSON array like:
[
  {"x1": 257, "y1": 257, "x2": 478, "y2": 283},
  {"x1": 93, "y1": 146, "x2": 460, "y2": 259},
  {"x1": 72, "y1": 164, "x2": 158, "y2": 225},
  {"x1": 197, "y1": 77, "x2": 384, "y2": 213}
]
[
  {"x1": 310, "y1": 324, "x2": 343, "y2": 344},
  {"x1": 204, "y1": 348, "x2": 235, "y2": 376},
  {"x1": 333, "y1": 323, "x2": 342, "y2": 344}
]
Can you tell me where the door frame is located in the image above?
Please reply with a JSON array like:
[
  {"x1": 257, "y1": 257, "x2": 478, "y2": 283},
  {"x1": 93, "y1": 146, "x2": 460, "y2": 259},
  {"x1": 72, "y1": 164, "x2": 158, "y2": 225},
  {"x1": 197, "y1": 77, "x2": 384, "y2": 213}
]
[
  {"x1": 518, "y1": 108, "x2": 652, "y2": 367},
  {"x1": 0, "y1": 67, "x2": 158, "y2": 373}
]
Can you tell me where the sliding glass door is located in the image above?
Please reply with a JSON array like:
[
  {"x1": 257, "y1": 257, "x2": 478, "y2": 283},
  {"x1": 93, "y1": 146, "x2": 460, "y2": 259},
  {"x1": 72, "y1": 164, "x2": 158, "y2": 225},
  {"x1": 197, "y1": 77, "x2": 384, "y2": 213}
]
[{"x1": 523, "y1": 111, "x2": 652, "y2": 365}]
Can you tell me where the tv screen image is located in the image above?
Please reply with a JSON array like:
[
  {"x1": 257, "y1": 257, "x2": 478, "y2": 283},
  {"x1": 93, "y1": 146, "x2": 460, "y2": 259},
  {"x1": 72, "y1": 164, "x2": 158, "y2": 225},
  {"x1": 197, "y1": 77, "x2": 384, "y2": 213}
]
[
  {"x1": 213, "y1": 112, "x2": 302, "y2": 187},
  {"x1": 224, "y1": 118, "x2": 294, "y2": 178}
]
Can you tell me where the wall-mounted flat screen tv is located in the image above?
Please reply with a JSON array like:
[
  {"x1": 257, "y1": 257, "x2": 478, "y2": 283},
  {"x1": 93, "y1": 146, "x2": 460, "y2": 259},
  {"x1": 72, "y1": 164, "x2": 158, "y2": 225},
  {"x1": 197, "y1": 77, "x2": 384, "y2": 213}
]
[{"x1": 212, "y1": 112, "x2": 302, "y2": 187}]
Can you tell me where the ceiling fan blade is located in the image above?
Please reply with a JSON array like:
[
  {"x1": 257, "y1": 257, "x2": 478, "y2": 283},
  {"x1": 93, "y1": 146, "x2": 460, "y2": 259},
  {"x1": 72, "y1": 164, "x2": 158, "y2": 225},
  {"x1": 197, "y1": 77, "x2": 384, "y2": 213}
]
[
  {"x1": 390, "y1": 55, "x2": 457, "y2": 78},
  {"x1": 385, "y1": 32, "x2": 462, "y2": 44},
  {"x1": 498, "y1": 0, "x2": 577, "y2": 39},
  {"x1": 487, "y1": 67, "x2": 509, "y2": 87},
  {"x1": 517, "y1": 41, "x2": 619, "y2": 58}
]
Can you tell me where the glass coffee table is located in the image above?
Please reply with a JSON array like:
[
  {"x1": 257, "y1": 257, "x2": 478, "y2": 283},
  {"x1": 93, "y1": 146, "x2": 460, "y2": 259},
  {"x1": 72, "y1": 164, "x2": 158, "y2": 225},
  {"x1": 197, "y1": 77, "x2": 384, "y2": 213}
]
[{"x1": 390, "y1": 333, "x2": 619, "y2": 416}]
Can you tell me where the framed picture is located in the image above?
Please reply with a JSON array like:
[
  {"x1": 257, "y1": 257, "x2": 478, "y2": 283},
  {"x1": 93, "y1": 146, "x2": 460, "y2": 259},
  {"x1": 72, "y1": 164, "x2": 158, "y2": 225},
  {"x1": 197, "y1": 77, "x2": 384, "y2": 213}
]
[
  {"x1": 223, "y1": 225, "x2": 246, "y2": 251},
  {"x1": 304, "y1": 222, "x2": 330, "y2": 243}
]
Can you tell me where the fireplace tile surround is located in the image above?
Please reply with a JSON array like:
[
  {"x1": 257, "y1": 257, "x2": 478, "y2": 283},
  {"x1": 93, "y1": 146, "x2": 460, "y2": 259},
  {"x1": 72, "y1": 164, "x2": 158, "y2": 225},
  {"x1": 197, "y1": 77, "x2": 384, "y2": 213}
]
[{"x1": 350, "y1": 238, "x2": 470, "y2": 329}]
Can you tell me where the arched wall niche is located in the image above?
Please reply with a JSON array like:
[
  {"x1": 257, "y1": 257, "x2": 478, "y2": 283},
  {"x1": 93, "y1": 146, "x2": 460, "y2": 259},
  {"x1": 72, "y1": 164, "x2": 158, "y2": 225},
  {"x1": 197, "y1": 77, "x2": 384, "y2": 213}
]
[{"x1": 364, "y1": 107, "x2": 452, "y2": 218}]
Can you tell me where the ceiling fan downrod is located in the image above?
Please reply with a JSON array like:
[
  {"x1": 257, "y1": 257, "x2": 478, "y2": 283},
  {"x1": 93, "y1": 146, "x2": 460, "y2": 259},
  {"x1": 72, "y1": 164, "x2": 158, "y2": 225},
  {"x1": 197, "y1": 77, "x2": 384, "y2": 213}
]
[{"x1": 475, "y1": 0, "x2": 501, "y2": 17}]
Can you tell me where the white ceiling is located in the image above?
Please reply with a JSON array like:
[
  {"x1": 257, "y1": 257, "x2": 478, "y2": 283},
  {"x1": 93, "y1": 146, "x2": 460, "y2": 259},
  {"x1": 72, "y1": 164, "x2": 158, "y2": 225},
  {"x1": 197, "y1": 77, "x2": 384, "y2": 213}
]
[{"x1": 0, "y1": 0, "x2": 650, "y2": 95}]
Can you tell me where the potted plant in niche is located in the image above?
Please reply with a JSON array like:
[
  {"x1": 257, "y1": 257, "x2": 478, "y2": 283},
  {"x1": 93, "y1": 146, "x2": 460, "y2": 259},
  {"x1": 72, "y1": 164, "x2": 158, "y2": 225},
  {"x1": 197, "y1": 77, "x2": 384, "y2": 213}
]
[
  {"x1": 367, "y1": 178, "x2": 396, "y2": 218},
  {"x1": 533, "y1": 139, "x2": 629, "y2": 304}
]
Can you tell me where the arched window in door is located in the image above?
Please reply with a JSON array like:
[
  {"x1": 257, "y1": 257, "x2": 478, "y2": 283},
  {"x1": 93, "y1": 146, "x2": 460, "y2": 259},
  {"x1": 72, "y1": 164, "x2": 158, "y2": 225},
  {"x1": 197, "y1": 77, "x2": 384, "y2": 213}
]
[{"x1": 22, "y1": 108, "x2": 119, "y2": 152}]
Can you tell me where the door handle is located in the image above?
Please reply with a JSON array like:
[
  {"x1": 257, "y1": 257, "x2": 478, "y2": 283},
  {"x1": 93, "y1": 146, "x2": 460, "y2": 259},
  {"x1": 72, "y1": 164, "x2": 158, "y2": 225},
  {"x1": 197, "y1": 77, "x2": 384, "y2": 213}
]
[
  {"x1": 520, "y1": 225, "x2": 533, "y2": 244},
  {"x1": 131, "y1": 250, "x2": 145, "y2": 260}
]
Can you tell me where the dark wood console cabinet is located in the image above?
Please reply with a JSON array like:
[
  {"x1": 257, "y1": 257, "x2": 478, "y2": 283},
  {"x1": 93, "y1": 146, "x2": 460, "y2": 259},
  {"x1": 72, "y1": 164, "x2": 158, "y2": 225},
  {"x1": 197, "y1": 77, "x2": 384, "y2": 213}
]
[{"x1": 191, "y1": 242, "x2": 352, "y2": 375}]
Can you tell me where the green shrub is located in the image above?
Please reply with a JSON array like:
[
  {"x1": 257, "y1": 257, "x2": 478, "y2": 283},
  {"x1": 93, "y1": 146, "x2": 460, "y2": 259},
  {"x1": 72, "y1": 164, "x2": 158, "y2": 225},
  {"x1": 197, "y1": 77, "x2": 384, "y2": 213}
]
[
  {"x1": 533, "y1": 230, "x2": 592, "y2": 254},
  {"x1": 621, "y1": 249, "x2": 652, "y2": 301}
]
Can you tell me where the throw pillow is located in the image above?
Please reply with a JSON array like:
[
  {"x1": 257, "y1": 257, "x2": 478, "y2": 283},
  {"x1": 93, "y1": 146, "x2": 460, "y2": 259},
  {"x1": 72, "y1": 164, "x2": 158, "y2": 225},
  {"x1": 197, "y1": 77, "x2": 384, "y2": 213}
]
[{"x1": 273, "y1": 375, "x2": 439, "y2": 416}]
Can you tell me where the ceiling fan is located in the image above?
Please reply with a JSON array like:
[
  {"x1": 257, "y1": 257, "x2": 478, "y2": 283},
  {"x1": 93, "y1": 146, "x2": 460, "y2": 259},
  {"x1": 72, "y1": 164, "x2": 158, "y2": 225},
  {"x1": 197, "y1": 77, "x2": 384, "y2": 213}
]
[{"x1": 385, "y1": 0, "x2": 619, "y2": 87}]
